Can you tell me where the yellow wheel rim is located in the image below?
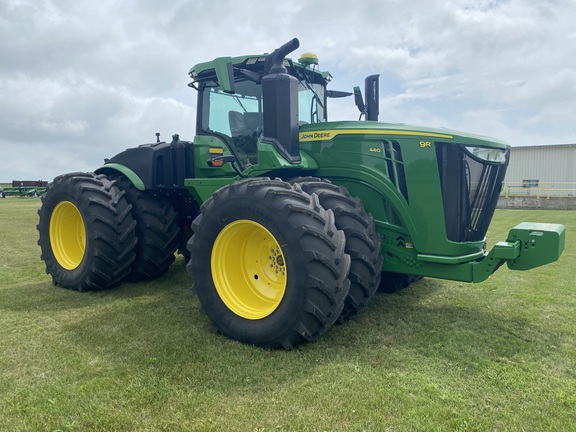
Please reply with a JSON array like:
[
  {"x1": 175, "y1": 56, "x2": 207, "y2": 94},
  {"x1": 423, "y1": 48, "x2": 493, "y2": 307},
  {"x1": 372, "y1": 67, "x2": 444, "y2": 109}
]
[
  {"x1": 211, "y1": 220, "x2": 287, "y2": 320},
  {"x1": 49, "y1": 201, "x2": 86, "y2": 270}
]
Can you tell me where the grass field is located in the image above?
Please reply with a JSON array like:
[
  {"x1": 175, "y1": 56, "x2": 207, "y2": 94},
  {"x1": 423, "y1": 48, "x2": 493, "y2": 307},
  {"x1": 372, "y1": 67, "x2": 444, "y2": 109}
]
[{"x1": 0, "y1": 198, "x2": 574, "y2": 431}]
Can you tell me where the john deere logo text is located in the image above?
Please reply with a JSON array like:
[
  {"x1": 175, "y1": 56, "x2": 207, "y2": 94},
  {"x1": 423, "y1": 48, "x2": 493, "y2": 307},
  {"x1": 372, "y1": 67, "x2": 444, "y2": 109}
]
[{"x1": 299, "y1": 131, "x2": 334, "y2": 142}]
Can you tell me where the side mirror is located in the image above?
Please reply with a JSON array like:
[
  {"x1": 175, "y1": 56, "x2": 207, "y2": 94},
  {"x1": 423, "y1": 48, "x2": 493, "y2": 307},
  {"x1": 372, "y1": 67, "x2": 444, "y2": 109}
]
[
  {"x1": 353, "y1": 86, "x2": 365, "y2": 115},
  {"x1": 364, "y1": 74, "x2": 380, "y2": 121}
]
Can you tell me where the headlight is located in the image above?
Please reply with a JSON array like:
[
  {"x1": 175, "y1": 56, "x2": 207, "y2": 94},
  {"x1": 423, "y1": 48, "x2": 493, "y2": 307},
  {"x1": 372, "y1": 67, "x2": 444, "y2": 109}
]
[{"x1": 464, "y1": 146, "x2": 508, "y2": 164}]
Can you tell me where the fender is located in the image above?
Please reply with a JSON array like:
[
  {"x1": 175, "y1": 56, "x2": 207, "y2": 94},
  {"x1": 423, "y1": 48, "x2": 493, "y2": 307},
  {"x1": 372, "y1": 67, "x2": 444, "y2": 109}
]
[
  {"x1": 95, "y1": 138, "x2": 195, "y2": 190},
  {"x1": 95, "y1": 163, "x2": 145, "y2": 190}
]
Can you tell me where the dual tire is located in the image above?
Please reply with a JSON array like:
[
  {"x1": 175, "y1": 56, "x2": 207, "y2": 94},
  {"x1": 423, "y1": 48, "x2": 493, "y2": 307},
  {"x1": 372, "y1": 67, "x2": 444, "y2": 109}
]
[
  {"x1": 37, "y1": 172, "x2": 180, "y2": 290},
  {"x1": 187, "y1": 177, "x2": 382, "y2": 349},
  {"x1": 290, "y1": 177, "x2": 383, "y2": 323},
  {"x1": 110, "y1": 175, "x2": 180, "y2": 281}
]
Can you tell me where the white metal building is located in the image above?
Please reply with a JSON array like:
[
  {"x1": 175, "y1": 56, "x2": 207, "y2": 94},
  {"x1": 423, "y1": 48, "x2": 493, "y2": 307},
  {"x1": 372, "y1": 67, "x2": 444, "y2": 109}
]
[{"x1": 504, "y1": 144, "x2": 576, "y2": 197}]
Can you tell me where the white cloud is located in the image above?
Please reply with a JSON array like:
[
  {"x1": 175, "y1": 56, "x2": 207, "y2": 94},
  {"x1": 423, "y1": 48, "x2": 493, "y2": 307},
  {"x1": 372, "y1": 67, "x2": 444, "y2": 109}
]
[{"x1": 0, "y1": 0, "x2": 575, "y2": 182}]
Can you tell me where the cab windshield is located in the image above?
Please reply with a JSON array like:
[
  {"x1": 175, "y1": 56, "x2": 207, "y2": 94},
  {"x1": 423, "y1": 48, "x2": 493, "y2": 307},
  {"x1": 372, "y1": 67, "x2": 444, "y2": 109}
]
[
  {"x1": 199, "y1": 76, "x2": 326, "y2": 166},
  {"x1": 298, "y1": 82, "x2": 326, "y2": 124}
]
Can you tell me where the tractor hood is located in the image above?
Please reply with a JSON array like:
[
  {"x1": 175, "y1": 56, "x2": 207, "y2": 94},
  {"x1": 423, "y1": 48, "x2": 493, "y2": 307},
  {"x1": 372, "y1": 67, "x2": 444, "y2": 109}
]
[{"x1": 298, "y1": 121, "x2": 510, "y2": 150}]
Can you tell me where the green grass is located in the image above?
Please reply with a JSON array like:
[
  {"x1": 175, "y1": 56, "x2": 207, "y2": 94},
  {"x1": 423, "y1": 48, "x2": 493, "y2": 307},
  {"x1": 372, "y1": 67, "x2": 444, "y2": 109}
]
[{"x1": 1, "y1": 198, "x2": 575, "y2": 431}]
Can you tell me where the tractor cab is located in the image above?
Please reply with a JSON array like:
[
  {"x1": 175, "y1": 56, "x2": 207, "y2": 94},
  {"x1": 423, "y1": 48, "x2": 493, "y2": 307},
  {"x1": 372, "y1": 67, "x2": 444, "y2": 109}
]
[{"x1": 188, "y1": 39, "x2": 331, "y2": 168}]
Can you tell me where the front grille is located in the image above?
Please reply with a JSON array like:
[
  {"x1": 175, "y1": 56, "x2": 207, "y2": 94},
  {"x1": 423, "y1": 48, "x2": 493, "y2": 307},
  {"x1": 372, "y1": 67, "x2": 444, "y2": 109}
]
[{"x1": 436, "y1": 143, "x2": 509, "y2": 242}]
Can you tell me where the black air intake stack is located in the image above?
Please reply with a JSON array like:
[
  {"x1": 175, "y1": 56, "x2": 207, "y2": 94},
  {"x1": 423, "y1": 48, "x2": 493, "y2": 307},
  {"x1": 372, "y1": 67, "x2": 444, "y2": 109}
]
[{"x1": 262, "y1": 38, "x2": 301, "y2": 163}]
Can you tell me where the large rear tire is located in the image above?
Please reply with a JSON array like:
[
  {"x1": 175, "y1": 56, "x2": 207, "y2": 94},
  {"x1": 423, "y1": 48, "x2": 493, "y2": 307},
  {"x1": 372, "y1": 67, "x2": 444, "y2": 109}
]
[
  {"x1": 291, "y1": 177, "x2": 383, "y2": 322},
  {"x1": 37, "y1": 172, "x2": 137, "y2": 291},
  {"x1": 111, "y1": 175, "x2": 180, "y2": 281},
  {"x1": 187, "y1": 178, "x2": 351, "y2": 349}
]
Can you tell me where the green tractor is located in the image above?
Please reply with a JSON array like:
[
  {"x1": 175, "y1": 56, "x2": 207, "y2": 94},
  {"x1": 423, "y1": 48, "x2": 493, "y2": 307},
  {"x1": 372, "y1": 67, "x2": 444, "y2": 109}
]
[{"x1": 37, "y1": 38, "x2": 565, "y2": 349}]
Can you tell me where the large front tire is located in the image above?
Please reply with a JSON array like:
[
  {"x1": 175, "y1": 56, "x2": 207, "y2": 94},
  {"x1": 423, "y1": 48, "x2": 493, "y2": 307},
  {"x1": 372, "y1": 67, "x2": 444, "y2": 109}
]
[
  {"x1": 291, "y1": 177, "x2": 383, "y2": 323},
  {"x1": 37, "y1": 172, "x2": 137, "y2": 291},
  {"x1": 187, "y1": 178, "x2": 351, "y2": 349}
]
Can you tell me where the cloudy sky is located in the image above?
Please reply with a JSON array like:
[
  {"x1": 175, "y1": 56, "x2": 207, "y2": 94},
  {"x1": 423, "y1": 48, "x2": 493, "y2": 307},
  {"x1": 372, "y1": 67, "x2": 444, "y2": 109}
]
[{"x1": 1, "y1": 0, "x2": 575, "y2": 182}]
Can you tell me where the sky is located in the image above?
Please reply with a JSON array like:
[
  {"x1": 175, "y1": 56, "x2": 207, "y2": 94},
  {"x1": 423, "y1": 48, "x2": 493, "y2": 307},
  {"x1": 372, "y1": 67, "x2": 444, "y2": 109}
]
[{"x1": 1, "y1": 0, "x2": 575, "y2": 182}]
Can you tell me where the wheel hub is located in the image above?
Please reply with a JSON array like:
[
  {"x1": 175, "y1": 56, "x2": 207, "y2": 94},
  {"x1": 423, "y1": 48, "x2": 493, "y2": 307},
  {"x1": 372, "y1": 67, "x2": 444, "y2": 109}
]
[
  {"x1": 211, "y1": 220, "x2": 287, "y2": 319},
  {"x1": 49, "y1": 201, "x2": 86, "y2": 270}
]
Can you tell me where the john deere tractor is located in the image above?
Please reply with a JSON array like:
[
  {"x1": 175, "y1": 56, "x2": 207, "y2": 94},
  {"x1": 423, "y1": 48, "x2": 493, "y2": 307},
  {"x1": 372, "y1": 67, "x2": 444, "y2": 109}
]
[{"x1": 37, "y1": 38, "x2": 565, "y2": 349}]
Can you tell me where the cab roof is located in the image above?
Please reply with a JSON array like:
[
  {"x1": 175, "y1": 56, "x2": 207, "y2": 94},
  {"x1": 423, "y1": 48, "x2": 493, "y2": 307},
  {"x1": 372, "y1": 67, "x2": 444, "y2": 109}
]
[{"x1": 188, "y1": 54, "x2": 331, "y2": 85}]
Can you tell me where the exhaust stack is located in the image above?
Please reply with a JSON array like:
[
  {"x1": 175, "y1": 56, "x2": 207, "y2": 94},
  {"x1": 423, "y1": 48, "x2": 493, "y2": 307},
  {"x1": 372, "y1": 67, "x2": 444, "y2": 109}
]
[{"x1": 262, "y1": 38, "x2": 301, "y2": 163}]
